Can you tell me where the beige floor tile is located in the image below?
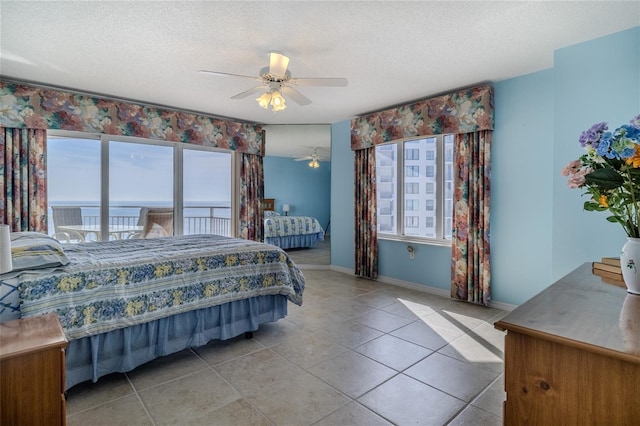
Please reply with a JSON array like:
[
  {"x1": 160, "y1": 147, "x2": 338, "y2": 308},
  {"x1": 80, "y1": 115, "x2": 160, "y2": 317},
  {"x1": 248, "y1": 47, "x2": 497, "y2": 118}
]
[
  {"x1": 308, "y1": 350, "x2": 397, "y2": 398},
  {"x1": 214, "y1": 348, "x2": 304, "y2": 396},
  {"x1": 139, "y1": 369, "x2": 242, "y2": 425},
  {"x1": 380, "y1": 299, "x2": 436, "y2": 319},
  {"x1": 471, "y1": 374, "x2": 505, "y2": 418},
  {"x1": 270, "y1": 331, "x2": 350, "y2": 369},
  {"x1": 127, "y1": 348, "x2": 209, "y2": 391},
  {"x1": 390, "y1": 320, "x2": 464, "y2": 350},
  {"x1": 358, "y1": 374, "x2": 465, "y2": 425},
  {"x1": 437, "y1": 324, "x2": 505, "y2": 374},
  {"x1": 197, "y1": 398, "x2": 273, "y2": 426},
  {"x1": 66, "y1": 373, "x2": 133, "y2": 415},
  {"x1": 447, "y1": 405, "x2": 502, "y2": 426},
  {"x1": 314, "y1": 401, "x2": 393, "y2": 426},
  {"x1": 285, "y1": 306, "x2": 352, "y2": 331},
  {"x1": 251, "y1": 317, "x2": 307, "y2": 347},
  {"x1": 193, "y1": 333, "x2": 266, "y2": 366},
  {"x1": 354, "y1": 308, "x2": 416, "y2": 333},
  {"x1": 404, "y1": 353, "x2": 499, "y2": 402},
  {"x1": 66, "y1": 394, "x2": 152, "y2": 426},
  {"x1": 246, "y1": 371, "x2": 350, "y2": 425},
  {"x1": 313, "y1": 320, "x2": 384, "y2": 349},
  {"x1": 354, "y1": 334, "x2": 433, "y2": 371}
]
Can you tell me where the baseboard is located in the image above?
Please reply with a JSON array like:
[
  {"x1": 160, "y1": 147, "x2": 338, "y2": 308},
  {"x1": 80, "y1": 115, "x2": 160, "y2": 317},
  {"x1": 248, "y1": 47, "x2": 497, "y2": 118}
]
[{"x1": 329, "y1": 264, "x2": 517, "y2": 311}]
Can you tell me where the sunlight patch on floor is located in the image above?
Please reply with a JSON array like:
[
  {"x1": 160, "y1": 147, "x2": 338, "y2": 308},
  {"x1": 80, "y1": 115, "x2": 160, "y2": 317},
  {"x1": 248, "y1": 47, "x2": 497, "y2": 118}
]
[{"x1": 398, "y1": 298, "x2": 503, "y2": 364}]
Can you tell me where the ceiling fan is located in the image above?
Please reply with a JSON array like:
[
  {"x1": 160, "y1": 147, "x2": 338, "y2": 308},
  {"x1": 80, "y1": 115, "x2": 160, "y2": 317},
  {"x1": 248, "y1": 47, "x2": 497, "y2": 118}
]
[
  {"x1": 294, "y1": 147, "x2": 327, "y2": 168},
  {"x1": 198, "y1": 52, "x2": 348, "y2": 112}
]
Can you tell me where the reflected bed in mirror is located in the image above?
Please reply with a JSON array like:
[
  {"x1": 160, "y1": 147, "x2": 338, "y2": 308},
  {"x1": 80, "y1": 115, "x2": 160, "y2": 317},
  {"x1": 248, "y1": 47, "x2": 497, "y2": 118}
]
[{"x1": 262, "y1": 198, "x2": 329, "y2": 268}]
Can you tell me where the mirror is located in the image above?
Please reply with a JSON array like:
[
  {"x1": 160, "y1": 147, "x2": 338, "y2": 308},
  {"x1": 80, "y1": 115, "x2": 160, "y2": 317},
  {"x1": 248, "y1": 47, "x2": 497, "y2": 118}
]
[{"x1": 263, "y1": 125, "x2": 331, "y2": 268}]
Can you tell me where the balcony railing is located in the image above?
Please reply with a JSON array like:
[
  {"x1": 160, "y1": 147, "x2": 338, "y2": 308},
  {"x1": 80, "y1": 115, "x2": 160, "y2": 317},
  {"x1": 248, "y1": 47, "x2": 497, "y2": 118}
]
[
  {"x1": 81, "y1": 215, "x2": 232, "y2": 237},
  {"x1": 49, "y1": 205, "x2": 231, "y2": 240}
]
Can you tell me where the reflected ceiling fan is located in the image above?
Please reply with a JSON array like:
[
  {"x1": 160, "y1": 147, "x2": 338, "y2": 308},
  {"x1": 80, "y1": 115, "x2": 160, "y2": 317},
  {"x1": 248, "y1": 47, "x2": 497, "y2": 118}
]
[
  {"x1": 295, "y1": 147, "x2": 327, "y2": 168},
  {"x1": 199, "y1": 52, "x2": 348, "y2": 112}
]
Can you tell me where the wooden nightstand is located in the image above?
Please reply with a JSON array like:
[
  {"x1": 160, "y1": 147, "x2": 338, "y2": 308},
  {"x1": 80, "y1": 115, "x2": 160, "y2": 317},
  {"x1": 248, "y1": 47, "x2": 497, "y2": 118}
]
[{"x1": 1, "y1": 313, "x2": 68, "y2": 426}]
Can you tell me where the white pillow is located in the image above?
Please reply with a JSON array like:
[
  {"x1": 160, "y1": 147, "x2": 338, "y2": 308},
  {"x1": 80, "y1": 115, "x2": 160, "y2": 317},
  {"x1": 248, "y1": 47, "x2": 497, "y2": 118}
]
[{"x1": 10, "y1": 232, "x2": 71, "y2": 272}]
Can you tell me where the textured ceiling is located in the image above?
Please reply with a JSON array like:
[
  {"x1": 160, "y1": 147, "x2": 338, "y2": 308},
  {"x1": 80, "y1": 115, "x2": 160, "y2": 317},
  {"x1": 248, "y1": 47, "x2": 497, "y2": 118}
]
[{"x1": 1, "y1": 1, "x2": 638, "y2": 157}]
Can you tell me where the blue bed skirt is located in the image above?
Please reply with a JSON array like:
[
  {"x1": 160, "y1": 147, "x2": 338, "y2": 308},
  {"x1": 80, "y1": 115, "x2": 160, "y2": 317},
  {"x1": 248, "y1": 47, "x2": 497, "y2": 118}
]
[
  {"x1": 264, "y1": 231, "x2": 324, "y2": 250},
  {"x1": 66, "y1": 294, "x2": 288, "y2": 390}
]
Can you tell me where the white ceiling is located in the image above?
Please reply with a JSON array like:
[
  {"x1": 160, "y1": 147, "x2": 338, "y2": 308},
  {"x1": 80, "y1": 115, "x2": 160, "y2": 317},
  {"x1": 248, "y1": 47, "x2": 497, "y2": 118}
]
[{"x1": 1, "y1": 1, "x2": 638, "y2": 158}]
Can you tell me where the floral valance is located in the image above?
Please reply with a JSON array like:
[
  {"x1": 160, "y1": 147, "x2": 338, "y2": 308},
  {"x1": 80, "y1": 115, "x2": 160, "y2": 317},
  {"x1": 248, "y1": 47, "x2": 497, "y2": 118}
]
[
  {"x1": 351, "y1": 84, "x2": 493, "y2": 150},
  {"x1": 0, "y1": 81, "x2": 265, "y2": 156}
]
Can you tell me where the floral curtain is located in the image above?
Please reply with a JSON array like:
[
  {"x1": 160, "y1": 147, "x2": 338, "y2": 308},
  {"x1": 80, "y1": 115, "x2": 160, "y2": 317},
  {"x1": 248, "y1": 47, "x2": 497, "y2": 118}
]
[
  {"x1": 1, "y1": 80, "x2": 267, "y2": 236},
  {"x1": 0, "y1": 81, "x2": 264, "y2": 155},
  {"x1": 355, "y1": 147, "x2": 378, "y2": 279},
  {"x1": 1, "y1": 128, "x2": 48, "y2": 232},
  {"x1": 451, "y1": 130, "x2": 492, "y2": 305},
  {"x1": 239, "y1": 153, "x2": 264, "y2": 242},
  {"x1": 351, "y1": 85, "x2": 493, "y2": 149},
  {"x1": 350, "y1": 84, "x2": 493, "y2": 301}
]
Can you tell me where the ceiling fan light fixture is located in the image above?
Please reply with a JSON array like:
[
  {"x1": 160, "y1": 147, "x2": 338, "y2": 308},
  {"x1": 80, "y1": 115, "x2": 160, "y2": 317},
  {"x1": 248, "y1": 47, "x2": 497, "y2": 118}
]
[
  {"x1": 256, "y1": 92, "x2": 272, "y2": 109},
  {"x1": 256, "y1": 89, "x2": 286, "y2": 112},
  {"x1": 308, "y1": 159, "x2": 320, "y2": 169},
  {"x1": 269, "y1": 90, "x2": 286, "y2": 112}
]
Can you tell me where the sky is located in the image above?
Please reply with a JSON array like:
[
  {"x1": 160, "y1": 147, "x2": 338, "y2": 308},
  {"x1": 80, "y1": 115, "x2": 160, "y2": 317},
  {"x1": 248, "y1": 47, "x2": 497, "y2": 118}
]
[{"x1": 48, "y1": 137, "x2": 231, "y2": 205}]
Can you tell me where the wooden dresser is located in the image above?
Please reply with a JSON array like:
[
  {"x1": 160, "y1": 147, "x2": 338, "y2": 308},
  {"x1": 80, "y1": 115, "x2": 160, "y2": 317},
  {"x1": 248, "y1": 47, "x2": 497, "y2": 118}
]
[
  {"x1": 495, "y1": 263, "x2": 640, "y2": 425},
  {"x1": 0, "y1": 313, "x2": 68, "y2": 426}
]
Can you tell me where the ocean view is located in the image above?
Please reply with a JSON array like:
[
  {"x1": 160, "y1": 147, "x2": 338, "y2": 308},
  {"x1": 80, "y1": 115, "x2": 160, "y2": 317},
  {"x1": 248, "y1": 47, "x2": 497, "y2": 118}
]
[{"x1": 48, "y1": 201, "x2": 232, "y2": 237}]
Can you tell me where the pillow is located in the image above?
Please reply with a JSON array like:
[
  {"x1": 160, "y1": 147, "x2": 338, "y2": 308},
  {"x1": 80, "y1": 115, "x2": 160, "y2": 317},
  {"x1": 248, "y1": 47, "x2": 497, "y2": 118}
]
[
  {"x1": 264, "y1": 211, "x2": 280, "y2": 218},
  {"x1": 9, "y1": 232, "x2": 71, "y2": 272}
]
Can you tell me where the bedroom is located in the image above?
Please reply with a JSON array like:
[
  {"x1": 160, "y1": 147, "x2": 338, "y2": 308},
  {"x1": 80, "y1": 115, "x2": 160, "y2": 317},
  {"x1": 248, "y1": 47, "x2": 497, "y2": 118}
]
[{"x1": 1, "y1": 1, "x2": 639, "y2": 425}]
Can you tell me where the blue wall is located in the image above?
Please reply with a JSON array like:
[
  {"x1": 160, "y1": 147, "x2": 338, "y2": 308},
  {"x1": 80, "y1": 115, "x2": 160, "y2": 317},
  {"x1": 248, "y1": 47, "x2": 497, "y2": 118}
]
[
  {"x1": 264, "y1": 156, "x2": 331, "y2": 232},
  {"x1": 331, "y1": 27, "x2": 640, "y2": 306}
]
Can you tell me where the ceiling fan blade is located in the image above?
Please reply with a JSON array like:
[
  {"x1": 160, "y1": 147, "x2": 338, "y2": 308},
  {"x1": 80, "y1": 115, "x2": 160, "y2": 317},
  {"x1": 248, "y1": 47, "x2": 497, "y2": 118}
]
[
  {"x1": 281, "y1": 86, "x2": 312, "y2": 106},
  {"x1": 289, "y1": 77, "x2": 349, "y2": 87},
  {"x1": 294, "y1": 156, "x2": 313, "y2": 161},
  {"x1": 198, "y1": 70, "x2": 261, "y2": 81},
  {"x1": 269, "y1": 52, "x2": 290, "y2": 77},
  {"x1": 230, "y1": 85, "x2": 269, "y2": 99}
]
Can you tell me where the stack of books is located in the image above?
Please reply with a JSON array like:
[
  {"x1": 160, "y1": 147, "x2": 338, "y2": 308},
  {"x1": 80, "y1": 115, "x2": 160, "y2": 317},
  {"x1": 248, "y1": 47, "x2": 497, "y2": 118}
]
[{"x1": 592, "y1": 257, "x2": 625, "y2": 287}]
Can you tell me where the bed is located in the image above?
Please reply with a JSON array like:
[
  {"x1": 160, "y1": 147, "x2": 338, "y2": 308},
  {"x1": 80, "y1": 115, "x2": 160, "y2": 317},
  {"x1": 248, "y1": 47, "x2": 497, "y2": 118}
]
[
  {"x1": 0, "y1": 232, "x2": 305, "y2": 390},
  {"x1": 262, "y1": 198, "x2": 325, "y2": 249}
]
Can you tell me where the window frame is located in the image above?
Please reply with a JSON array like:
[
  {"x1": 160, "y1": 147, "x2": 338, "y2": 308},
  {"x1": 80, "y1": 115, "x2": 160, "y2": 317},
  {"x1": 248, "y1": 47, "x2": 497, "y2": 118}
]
[
  {"x1": 376, "y1": 134, "x2": 453, "y2": 247},
  {"x1": 47, "y1": 130, "x2": 238, "y2": 239}
]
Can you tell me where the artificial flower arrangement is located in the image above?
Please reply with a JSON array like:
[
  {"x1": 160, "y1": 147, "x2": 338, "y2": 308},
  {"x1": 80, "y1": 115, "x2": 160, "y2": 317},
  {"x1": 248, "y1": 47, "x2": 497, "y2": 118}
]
[{"x1": 562, "y1": 115, "x2": 640, "y2": 238}]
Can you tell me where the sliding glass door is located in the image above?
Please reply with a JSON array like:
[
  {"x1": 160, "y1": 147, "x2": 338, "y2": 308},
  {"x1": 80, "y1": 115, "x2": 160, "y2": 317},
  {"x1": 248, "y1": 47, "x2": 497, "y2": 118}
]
[{"x1": 47, "y1": 131, "x2": 234, "y2": 242}]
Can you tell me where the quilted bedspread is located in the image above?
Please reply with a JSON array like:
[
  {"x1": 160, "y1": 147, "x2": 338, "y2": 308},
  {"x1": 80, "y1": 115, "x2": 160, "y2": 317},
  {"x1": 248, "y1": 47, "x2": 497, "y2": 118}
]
[
  {"x1": 12, "y1": 235, "x2": 305, "y2": 340},
  {"x1": 264, "y1": 216, "x2": 324, "y2": 238}
]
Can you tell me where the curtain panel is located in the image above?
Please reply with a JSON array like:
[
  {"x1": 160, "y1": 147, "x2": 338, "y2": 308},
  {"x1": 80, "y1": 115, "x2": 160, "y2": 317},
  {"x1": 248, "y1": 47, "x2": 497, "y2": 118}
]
[
  {"x1": 451, "y1": 131, "x2": 492, "y2": 306},
  {"x1": 239, "y1": 153, "x2": 264, "y2": 242},
  {"x1": 354, "y1": 147, "x2": 378, "y2": 279},
  {"x1": 0, "y1": 81, "x2": 265, "y2": 155},
  {"x1": 1, "y1": 81, "x2": 266, "y2": 238},
  {"x1": 350, "y1": 84, "x2": 493, "y2": 151},
  {"x1": 1, "y1": 128, "x2": 48, "y2": 232}
]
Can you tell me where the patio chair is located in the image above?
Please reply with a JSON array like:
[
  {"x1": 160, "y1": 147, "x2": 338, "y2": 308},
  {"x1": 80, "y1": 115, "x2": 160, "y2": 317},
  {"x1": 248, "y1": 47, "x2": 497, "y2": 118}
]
[
  {"x1": 51, "y1": 206, "x2": 85, "y2": 243},
  {"x1": 136, "y1": 208, "x2": 174, "y2": 239}
]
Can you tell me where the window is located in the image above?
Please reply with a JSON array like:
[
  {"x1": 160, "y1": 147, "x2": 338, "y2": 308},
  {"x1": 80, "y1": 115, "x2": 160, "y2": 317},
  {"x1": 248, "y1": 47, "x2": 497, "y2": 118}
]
[
  {"x1": 405, "y1": 149, "x2": 419, "y2": 160},
  {"x1": 405, "y1": 182, "x2": 419, "y2": 194},
  {"x1": 405, "y1": 165, "x2": 419, "y2": 177},
  {"x1": 375, "y1": 134, "x2": 454, "y2": 244},
  {"x1": 405, "y1": 199, "x2": 419, "y2": 211},
  {"x1": 47, "y1": 131, "x2": 234, "y2": 242},
  {"x1": 405, "y1": 216, "x2": 419, "y2": 228}
]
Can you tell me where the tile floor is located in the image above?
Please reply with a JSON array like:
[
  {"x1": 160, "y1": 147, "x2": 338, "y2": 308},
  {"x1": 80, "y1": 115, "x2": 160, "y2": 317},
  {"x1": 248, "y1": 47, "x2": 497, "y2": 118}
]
[
  {"x1": 65, "y1": 268, "x2": 508, "y2": 426},
  {"x1": 284, "y1": 236, "x2": 331, "y2": 267}
]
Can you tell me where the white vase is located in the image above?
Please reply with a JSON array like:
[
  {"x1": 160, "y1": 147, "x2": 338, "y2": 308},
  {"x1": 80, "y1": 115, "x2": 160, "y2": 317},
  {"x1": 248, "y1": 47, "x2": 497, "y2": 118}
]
[{"x1": 620, "y1": 237, "x2": 640, "y2": 295}]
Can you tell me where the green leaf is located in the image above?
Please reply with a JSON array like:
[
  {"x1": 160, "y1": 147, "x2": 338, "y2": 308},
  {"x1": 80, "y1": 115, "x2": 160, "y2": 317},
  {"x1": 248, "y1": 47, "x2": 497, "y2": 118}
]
[{"x1": 584, "y1": 168, "x2": 624, "y2": 190}]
